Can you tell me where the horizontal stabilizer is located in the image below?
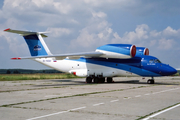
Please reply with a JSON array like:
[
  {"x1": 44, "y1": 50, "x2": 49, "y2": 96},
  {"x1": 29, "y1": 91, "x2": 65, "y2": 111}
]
[{"x1": 4, "y1": 28, "x2": 48, "y2": 37}]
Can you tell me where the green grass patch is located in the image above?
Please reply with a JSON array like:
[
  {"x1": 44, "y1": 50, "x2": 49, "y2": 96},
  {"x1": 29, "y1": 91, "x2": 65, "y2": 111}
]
[{"x1": 0, "y1": 73, "x2": 81, "y2": 81}]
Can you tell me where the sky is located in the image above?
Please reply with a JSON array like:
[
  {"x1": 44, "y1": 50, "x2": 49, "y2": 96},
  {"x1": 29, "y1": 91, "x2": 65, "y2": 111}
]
[{"x1": 0, "y1": 0, "x2": 180, "y2": 70}]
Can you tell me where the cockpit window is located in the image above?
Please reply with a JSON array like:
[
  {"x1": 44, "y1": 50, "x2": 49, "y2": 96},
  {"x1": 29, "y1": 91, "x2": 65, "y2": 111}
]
[
  {"x1": 154, "y1": 59, "x2": 161, "y2": 63},
  {"x1": 149, "y1": 59, "x2": 161, "y2": 63},
  {"x1": 149, "y1": 59, "x2": 154, "y2": 63}
]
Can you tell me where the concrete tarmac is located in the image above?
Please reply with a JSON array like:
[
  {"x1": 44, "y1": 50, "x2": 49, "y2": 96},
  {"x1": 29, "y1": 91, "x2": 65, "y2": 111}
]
[{"x1": 0, "y1": 76, "x2": 180, "y2": 120}]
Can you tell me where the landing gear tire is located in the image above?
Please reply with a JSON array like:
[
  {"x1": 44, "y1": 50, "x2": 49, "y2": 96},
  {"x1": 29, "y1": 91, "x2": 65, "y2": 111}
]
[
  {"x1": 99, "y1": 78, "x2": 105, "y2": 83},
  {"x1": 86, "y1": 77, "x2": 92, "y2": 83},
  {"x1": 107, "y1": 77, "x2": 113, "y2": 83},
  {"x1": 94, "y1": 77, "x2": 99, "y2": 83},
  {"x1": 147, "y1": 79, "x2": 154, "y2": 84}
]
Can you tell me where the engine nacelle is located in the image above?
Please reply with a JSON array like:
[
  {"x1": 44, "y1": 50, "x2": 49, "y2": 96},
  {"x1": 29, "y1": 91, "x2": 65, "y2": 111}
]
[
  {"x1": 136, "y1": 47, "x2": 149, "y2": 56},
  {"x1": 95, "y1": 44, "x2": 136, "y2": 59}
]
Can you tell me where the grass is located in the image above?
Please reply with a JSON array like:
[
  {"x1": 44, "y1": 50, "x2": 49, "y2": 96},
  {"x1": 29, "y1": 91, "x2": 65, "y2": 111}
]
[{"x1": 0, "y1": 73, "x2": 81, "y2": 81}]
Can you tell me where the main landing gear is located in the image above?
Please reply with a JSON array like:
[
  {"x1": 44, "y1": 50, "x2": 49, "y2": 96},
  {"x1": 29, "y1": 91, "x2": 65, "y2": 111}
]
[
  {"x1": 147, "y1": 77, "x2": 155, "y2": 84},
  {"x1": 86, "y1": 77, "x2": 113, "y2": 83},
  {"x1": 86, "y1": 77, "x2": 92, "y2": 83},
  {"x1": 107, "y1": 77, "x2": 113, "y2": 83}
]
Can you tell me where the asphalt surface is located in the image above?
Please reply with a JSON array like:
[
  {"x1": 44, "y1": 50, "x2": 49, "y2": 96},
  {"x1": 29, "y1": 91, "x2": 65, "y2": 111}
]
[{"x1": 0, "y1": 76, "x2": 180, "y2": 120}]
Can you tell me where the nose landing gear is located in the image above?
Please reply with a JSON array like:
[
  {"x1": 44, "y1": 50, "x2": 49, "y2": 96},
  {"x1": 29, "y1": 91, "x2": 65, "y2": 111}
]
[{"x1": 147, "y1": 77, "x2": 155, "y2": 84}]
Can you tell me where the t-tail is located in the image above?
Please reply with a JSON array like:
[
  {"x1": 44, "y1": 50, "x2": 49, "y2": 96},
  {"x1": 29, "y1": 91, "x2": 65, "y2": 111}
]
[{"x1": 4, "y1": 28, "x2": 52, "y2": 56}]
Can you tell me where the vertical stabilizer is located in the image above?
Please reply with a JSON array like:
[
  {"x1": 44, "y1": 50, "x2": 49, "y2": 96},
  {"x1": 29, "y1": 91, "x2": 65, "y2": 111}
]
[{"x1": 4, "y1": 28, "x2": 52, "y2": 56}]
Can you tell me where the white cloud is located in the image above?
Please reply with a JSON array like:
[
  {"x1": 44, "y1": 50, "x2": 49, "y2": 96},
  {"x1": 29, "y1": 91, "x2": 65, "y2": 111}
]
[
  {"x1": 83, "y1": 0, "x2": 103, "y2": 7},
  {"x1": 4, "y1": 0, "x2": 72, "y2": 15},
  {"x1": 149, "y1": 39, "x2": 156, "y2": 47},
  {"x1": 135, "y1": 24, "x2": 149, "y2": 39},
  {"x1": 92, "y1": 11, "x2": 107, "y2": 18},
  {"x1": 111, "y1": 24, "x2": 149, "y2": 44},
  {"x1": 98, "y1": 32, "x2": 103, "y2": 39},
  {"x1": 158, "y1": 38, "x2": 174, "y2": 50},
  {"x1": 0, "y1": 32, "x2": 28, "y2": 55},
  {"x1": 68, "y1": 16, "x2": 113, "y2": 50},
  {"x1": 71, "y1": 23, "x2": 179, "y2": 52},
  {"x1": 46, "y1": 27, "x2": 71, "y2": 37},
  {"x1": 32, "y1": 0, "x2": 54, "y2": 8},
  {"x1": 150, "y1": 30, "x2": 161, "y2": 37},
  {"x1": 113, "y1": 32, "x2": 121, "y2": 39},
  {"x1": 69, "y1": 19, "x2": 79, "y2": 24},
  {"x1": 163, "y1": 26, "x2": 178, "y2": 37},
  {"x1": 97, "y1": 21, "x2": 109, "y2": 30},
  {"x1": 53, "y1": 2, "x2": 72, "y2": 14}
]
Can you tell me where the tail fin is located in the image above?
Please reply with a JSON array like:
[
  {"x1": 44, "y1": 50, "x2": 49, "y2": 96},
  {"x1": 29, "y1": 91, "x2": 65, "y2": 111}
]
[{"x1": 4, "y1": 28, "x2": 52, "y2": 56}]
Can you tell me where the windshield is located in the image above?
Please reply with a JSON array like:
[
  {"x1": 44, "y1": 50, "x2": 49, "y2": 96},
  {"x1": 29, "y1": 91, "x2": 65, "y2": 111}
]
[{"x1": 149, "y1": 59, "x2": 161, "y2": 63}]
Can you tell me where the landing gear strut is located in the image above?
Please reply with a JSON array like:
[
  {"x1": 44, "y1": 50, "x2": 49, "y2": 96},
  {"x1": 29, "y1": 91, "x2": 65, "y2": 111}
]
[{"x1": 147, "y1": 77, "x2": 155, "y2": 84}]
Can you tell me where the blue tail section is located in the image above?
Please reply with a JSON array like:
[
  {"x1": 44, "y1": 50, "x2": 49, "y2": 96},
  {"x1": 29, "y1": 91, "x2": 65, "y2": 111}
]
[{"x1": 24, "y1": 34, "x2": 48, "y2": 56}]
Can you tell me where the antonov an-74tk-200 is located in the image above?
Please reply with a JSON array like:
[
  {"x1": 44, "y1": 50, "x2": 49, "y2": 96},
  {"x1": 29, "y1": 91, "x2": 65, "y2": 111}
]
[{"x1": 4, "y1": 28, "x2": 177, "y2": 84}]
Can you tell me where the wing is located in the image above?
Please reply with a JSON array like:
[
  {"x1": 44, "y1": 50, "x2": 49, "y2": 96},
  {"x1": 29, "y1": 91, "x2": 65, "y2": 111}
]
[{"x1": 11, "y1": 51, "x2": 104, "y2": 60}]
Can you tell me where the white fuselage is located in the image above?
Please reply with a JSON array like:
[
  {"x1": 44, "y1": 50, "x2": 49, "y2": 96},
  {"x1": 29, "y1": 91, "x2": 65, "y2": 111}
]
[{"x1": 35, "y1": 58, "x2": 138, "y2": 77}]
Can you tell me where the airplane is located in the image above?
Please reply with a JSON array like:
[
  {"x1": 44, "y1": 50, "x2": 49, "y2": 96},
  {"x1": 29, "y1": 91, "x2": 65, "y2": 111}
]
[{"x1": 4, "y1": 28, "x2": 177, "y2": 84}]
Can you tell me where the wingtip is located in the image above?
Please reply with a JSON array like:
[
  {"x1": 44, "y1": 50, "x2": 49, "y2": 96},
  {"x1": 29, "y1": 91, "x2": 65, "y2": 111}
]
[
  {"x1": 11, "y1": 57, "x2": 21, "y2": 60},
  {"x1": 4, "y1": 28, "x2": 10, "y2": 31}
]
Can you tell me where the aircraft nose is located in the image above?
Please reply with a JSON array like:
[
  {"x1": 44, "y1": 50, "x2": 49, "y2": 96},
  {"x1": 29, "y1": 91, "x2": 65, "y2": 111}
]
[
  {"x1": 168, "y1": 67, "x2": 177, "y2": 75},
  {"x1": 161, "y1": 65, "x2": 177, "y2": 76}
]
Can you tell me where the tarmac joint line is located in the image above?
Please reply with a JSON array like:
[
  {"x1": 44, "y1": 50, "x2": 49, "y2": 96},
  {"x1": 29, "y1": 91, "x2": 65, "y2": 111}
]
[{"x1": 137, "y1": 102, "x2": 180, "y2": 120}]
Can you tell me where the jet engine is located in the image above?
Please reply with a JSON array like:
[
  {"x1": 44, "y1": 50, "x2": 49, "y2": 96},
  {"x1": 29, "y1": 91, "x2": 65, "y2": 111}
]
[
  {"x1": 136, "y1": 47, "x2": 149, "y2": 56},
  {"x1": 95, "y1": 44, "x2": 136, "y2": 59}
]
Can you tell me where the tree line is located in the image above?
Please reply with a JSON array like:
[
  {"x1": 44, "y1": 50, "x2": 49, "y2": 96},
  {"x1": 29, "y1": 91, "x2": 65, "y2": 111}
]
[{"x1": 0, "y1": 69, "x2": 62, "y2": 74}]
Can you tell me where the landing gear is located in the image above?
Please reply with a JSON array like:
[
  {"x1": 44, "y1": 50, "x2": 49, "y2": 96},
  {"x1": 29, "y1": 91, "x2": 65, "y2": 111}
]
[
  {"x1": 107, "y1": 77, "x2": 113, "y2": 83},
  {"x1": 94, "y1": 77, "x2": 105, "y2": 83},
  {"x1": 100, "y1": 78, "x2": 105, "y2": 83},
  {"x1": 147, "y1": 77, "x2": 155, "y2": 84},
  {"x1": 86, "y1": 77, "x2": 92, "y2": 83},
  {"x1": 86, "y1": 77, "x2": 107, "y2": 83}
]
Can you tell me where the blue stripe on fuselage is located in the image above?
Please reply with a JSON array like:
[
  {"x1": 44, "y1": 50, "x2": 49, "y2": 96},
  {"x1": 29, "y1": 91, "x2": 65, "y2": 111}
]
[{"x1": 68, "y1": 56, "x2": 161, "y2": 77}]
